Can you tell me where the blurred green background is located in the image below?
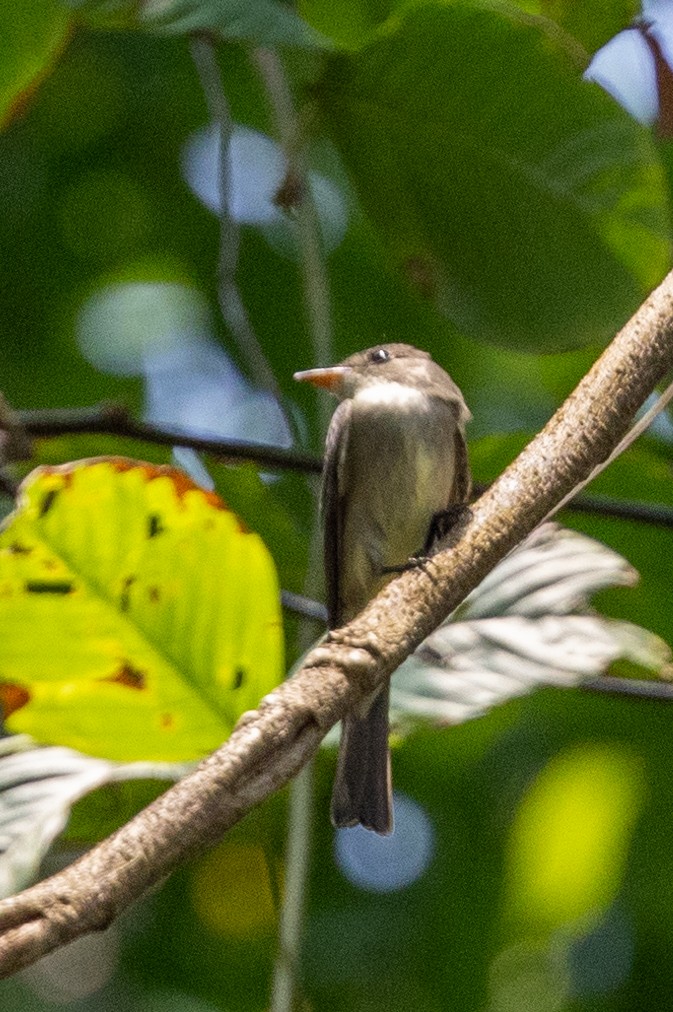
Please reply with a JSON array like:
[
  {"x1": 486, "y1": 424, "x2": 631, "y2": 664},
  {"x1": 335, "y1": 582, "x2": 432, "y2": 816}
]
[{"x1": 3, "y1": 0, "x2": 673, "y2": 1009}]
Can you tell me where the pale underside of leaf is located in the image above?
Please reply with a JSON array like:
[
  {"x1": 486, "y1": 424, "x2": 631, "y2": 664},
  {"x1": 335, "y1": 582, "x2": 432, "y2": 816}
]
[
  {"x1": 390, "y1": 524, "x2": 671, "y2": 731},
  {"x1": 0, "y1": 735, "x2": 187, "y2": 899}
]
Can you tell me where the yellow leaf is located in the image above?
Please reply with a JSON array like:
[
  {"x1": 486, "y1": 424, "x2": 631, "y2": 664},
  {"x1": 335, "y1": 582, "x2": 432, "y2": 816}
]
[{"x1": 0, "y1": 458, "x2": 283, "y2": 762}]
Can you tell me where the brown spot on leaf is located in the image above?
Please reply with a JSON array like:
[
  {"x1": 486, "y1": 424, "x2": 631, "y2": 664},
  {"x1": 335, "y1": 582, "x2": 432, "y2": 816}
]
[
  {"x1": 120, "y1": 576, "x2": 136, "y2": 612},
  {"x1": 75, "y1": 457, "x2": 229, "y2": 512},
  {"x1": 232, "y1": 667, "x2": 245, "y2": 690},
  {"x1": 148, "y1": 585, "x2": 160, "y2": 603},
  {"x1": 38, "y1": 489, "x2": 59, "y2": 518},
  {"x1": 34, "y1": 465, "x2": 74, "y2": 486},
  {"x1": 147, "y1": 514, "x2": 164, "y2": 538},
  {"x1": 0, "y1": 683, "x2": 30, "y2": 718},
  {"x1": 25, "y1": 580, "x2": 74, "y2": 594},
  {"x1": 160, "y1": 713, "x2": 174, "y2": 729},
  {"x1": 102, "y1": 663, "x2": 146, "y2": 691},
  {"x1": 7, "y1": 542, "x2": 31, "y2": 555}
]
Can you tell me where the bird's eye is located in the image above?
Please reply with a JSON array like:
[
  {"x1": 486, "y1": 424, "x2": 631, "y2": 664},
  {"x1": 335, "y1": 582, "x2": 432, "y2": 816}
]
[{"x1": 369, "y1": 348, "x2": 390, "y2": 364}]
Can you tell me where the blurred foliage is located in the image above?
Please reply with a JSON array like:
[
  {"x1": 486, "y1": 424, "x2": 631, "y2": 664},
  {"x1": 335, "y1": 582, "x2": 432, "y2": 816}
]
[
  {"x1": 318, "y1": 2, "x2": 668, "y2": 349},
  {"x1": 2, "y1": 0, "x2": 673, "y2": 1010}
]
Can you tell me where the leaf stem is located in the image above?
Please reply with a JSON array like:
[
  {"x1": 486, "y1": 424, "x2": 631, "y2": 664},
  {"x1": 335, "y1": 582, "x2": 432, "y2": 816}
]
[{"x1": 252, "y1": 46, "x2": 333, "y2": 430}]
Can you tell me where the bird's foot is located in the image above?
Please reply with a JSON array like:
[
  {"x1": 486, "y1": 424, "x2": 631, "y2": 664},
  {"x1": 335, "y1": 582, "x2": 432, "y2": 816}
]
[{"x1": 424, "y1": 503, "x2": 472, "y2": 553}]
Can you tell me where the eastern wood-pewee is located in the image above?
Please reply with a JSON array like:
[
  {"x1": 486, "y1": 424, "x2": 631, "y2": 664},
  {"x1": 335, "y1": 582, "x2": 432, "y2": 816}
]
[{"x1": 295, "y1": 344, "x2": 471, "y2": 834}]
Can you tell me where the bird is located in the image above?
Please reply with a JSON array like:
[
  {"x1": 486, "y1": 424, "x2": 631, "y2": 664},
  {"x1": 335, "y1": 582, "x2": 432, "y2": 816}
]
[{"x1": 295, "y1": 343, "x2": 471, "y2": 833}]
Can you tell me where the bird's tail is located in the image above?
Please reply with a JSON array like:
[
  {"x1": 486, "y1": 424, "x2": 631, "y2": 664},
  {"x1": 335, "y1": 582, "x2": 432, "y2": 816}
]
[{"x1": 330, "y1": 685, "x2": 393, "y2": 834}]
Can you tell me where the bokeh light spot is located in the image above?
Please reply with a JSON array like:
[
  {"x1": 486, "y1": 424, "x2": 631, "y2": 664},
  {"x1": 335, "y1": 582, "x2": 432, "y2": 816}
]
[
  {"x1": 182, "y1": 124, "x2": 348, "y2": 258},
  {"x1": 585, "y1": 28, "x2": 658, "y2": 124},
  {"x1": 334, "y1": 792, "x2": 435, "y2": 892},
  {"x1": 22, "y1": 925, "x2": 119, "y2": 1003},
  {"x1": 505, "y1": 743, "x2": 643, "y2": 931},
  {"x1": 77, "y1": 281, "x2": 212, "y2": 376},
  {"x1": 191, "y1": 842, "x2": 279, "y2": 938}
]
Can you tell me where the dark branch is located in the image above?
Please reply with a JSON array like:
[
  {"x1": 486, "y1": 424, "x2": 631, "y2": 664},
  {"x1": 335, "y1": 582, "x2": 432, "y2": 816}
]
[
  {"x1": 280, "y1": 590, "x2": 328, "y2": 624},
  {"x1": 281, "y1": 590, "x2": 673, "y2": 703},
  {"x1": 18, "y1": 404, "x2": 322, "y2": 474},
  {"x1": 560, "y1": 491, "x2": 673, "y2": 529},
  {"x1": 10, "y1": 406, "x2": 673, "y2": 528},
  {"x1": 581, "y1": 674, "x2": 673, "y2": 701}
]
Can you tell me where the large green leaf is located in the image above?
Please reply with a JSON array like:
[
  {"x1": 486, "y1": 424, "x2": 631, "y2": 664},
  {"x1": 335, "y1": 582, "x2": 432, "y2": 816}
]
[
  {"x1": 138, "y1": 0, "x2": 330, "y2": 48},
  {"x1": 0, "y1": 458, "x2": 283, "y2": 761},
  {"x1": 298, "y1": 0, "x2": 393, "y2": 50},
  {"x1": 318, "y1": 1, "x2": 670, "y2": 350},
  {"x1": 537, "y1": 0, "x2": 638, "y2": 53},
  {"x1": 299, "y1": 0, "x2": 637, "y2": 52},
  {"x1": 0, "y1": 0, "x2": 72, "y2": 130}
]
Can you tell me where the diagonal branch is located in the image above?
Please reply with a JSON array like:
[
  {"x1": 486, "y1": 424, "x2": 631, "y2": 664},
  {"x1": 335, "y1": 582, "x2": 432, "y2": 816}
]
[{"x1": 0, "y1": 271, "x2": 672, "y2": 976}]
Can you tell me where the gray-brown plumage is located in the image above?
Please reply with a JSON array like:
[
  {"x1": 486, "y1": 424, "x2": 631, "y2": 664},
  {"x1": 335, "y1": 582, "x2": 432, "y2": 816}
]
[{"x1": 295, "y1": 343, "x2": 471, "y2": 833}]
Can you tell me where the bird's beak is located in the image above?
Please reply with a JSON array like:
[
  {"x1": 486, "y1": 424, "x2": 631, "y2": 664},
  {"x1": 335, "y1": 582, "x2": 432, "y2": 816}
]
[{"x1": 293, "y1": 366, "x2": 349, "y2": 392}]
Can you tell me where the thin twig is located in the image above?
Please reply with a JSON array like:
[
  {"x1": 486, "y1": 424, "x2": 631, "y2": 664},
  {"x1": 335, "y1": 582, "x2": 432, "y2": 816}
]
[
  {"x1": 252, "y1": 48, "x2": 332, "y2": 357},
  {"x1": 280, "y1": 590, "x2": 327, "y2": 624},
  {"x1": 559, "y1": 492, "x2": 673, "y2": 528},
  {"x1": 546, "y1": 374, "x2": 673, "y2": 522},
  {"x1": 581, "y1": 675, "x2": 673, "y2": 701},
  {"x1": 270, "y1": 762, "x2": 314, "y2": 1012},
  {"x1": 253, "y1": 46, "x2": 332, "y2": 1012},
  {"x1": 189, "y1": 34, "x2": 297, "y2": 437},
  {"x1": 18, "y1": 404, "x2": 322, "y2": 474}
]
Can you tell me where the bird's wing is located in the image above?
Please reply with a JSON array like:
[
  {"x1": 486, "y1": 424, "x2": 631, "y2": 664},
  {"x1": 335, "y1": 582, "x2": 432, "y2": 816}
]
[
  {"x1": 451, "y1": 422, "x2": 472, "y2": 504},
  {"x1": 322, "y1": 399, "x2": 352, "y2": 629}
]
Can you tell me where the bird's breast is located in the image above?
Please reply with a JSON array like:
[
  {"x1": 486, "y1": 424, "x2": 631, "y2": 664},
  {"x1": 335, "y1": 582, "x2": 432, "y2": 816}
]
[{"x1": 338, "y1": 385, "x2": 458, "y2": 618}]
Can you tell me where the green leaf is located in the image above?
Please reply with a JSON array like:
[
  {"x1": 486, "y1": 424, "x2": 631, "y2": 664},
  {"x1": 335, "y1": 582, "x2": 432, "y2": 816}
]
[
  {"x1": 298, "y1": 0, "x2": 393, "y2": 50},
  {"x1": 214, "y1": 464, "x2": 309, "y2": 595},
  {"x1": 318, "y1": 1, "x2": 670, "y2": 351},
  {"x1": 0, "y1": 0, "x2": 72, "y2": 130},
  {"x1": 537, "y1": 0, "x2": 638, "y2": 53},
  {"x1": 139, "y1": 0, "x2": 331, "y2": 49},
  {"x1": 0, "y1": 458, "x2": 284, "y2": 761}
]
